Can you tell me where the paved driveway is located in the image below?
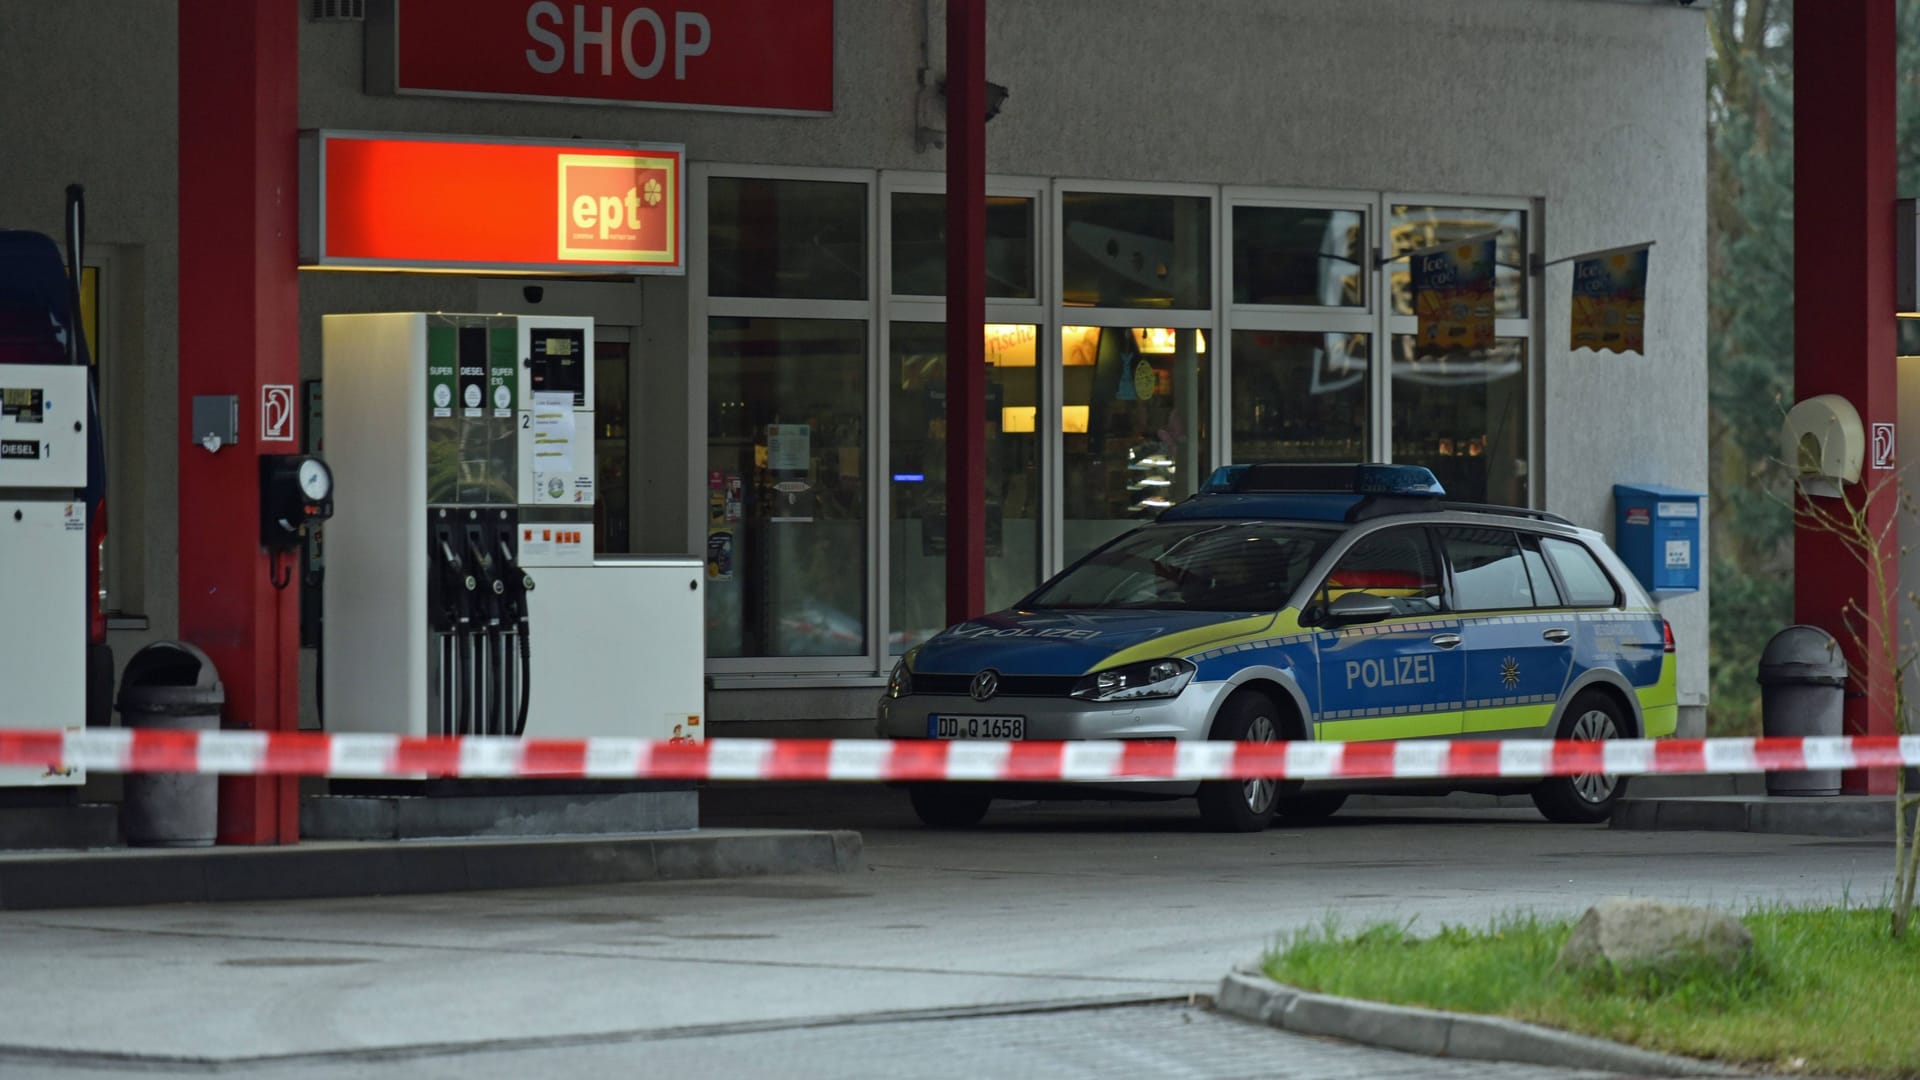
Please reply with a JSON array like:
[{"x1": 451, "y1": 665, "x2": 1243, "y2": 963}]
[{"x1": 0, "y1": 787, "x2": 1884, "y2": 1077}]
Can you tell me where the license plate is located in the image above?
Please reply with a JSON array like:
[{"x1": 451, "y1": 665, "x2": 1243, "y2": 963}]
[{"x1": 928, "y1": 714, "x2": 1026, "y2": 740}]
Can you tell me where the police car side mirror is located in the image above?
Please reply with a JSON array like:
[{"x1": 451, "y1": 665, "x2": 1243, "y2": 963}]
[{"x1": 1324, "y1": 592, "x2": 1397, "y2": 626}]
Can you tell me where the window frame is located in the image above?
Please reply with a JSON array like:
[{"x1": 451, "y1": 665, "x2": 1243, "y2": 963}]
[
  {"x1": 1378, "y1": 192, "x2": 1542, "y2": 507},
  {"x1": 691, "y1": 163, "x2": 883, "y2": 677}
]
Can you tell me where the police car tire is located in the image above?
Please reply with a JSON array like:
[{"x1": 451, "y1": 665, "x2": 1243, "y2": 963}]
[
  {"x1": 1197, "y1": 691, "x2": 1287, "y2": 833},
  {"x1": 1531, "y1": 692, "x2": 1631, "y2": 825},
  {"x1": 1275, "y1": 792, "x2": 1347, "y2": 821},
  {"x1": 908, "y1": 783, "x2": 993, "y2": 828}
]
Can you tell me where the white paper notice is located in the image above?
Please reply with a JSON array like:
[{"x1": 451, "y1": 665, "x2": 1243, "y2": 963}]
[{"x1": 532, "y1": 391, "x2": 576, "y2": 475}]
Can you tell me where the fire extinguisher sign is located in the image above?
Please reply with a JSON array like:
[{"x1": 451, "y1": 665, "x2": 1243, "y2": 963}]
[
  {"x1": 1872, "y1": 422, "x2": 1896, "y2": 471},
  {"x1": 262, "y1": 384, "x2": 295, "y2": 442}
]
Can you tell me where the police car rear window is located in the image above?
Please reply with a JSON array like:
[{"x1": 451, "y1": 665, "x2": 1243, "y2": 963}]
[
  {"x1": 1025, "y1": 522, "x2": 1338, "y2": 611},
  {"x1": 1541, "y1": 538, "x2": 1619, "y2": 607}
]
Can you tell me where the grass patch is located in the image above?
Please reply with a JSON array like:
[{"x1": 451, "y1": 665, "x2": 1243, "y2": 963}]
[{"x1": 1263, "y1": 906, "x2": 1920, "y2": 1078}]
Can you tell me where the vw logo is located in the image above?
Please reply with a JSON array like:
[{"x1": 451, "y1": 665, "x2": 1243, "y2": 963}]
[{"x1": 969, "y1": 669, "x2": 1000, "y2": 702}]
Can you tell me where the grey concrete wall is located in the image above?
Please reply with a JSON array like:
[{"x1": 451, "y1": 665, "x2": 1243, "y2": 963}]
[
  {"x1": 2, "y1": 0, "x2": 1710, "y2": 720},
  {"x1": 0, "y1": 2, "x2": 179, "y2": 675}
]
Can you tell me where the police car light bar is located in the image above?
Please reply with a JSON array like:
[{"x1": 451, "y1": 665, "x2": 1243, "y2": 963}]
[{"x1": 1201, "y1": 463, "x2": 1446, "y2": 497}]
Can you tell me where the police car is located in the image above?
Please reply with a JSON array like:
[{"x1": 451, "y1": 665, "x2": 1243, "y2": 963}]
[{"x1": 878, "y1": 463, "x2": 1677, "y2": 832}]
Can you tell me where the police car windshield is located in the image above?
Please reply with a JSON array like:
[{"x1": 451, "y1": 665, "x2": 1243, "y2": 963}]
[{"x1": 1024, "y1": 521, "x2": 1339, "y2": 612}]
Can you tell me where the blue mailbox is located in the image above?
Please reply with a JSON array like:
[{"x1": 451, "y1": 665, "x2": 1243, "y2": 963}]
[{"x1": 1613, "y1": 483, "x2": 1703, "y2": 595}]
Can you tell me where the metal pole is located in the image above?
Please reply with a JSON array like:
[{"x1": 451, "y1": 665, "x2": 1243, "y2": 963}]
[{"x1": 944, "y1": 0, "x2": 987, "y2": 625}]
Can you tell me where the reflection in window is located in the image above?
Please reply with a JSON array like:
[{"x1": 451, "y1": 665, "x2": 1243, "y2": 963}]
[
  {"x1": 1061, "y1": 325, "x2": 1210, "y2": 563},
  {"x1": 706, "y1": 317, "x2": 868, "y2": 657},
  {"x1": 708, "y1": 178, "x2": 867, "y2": 300},
  {"x1": 1388, "y1": 204, "x2": 1527, "y2": 318},
  {"x1": 1322, "y1": 527, "x2": 1444, "y2": 617},
  {"x1": 1439, "y1": 527, "x2": 1533, "y2": 611},
  {"x1": 888, "y1": 323, "x2": 1041, "y2": 651},
  {"x1": 1389, "y1": 336, "x2": 1528, "y2": 507},
  {"x1": 890, "y1": 194, "x2": 1036, "y2": 299},
  {"x1": 1233, "y1": 206, "x2": 1366, "y2": 307},
  {"x1": 1061, "y1": 192, "x2": 1211, "y2": 309},
  {"x1": 1230, "y1": 331, "x2": 1369, "y2": 464},
  {"x1": 1027, "y1": 521, "x2": 1336, "y2": 612},
  {"x1": 1543, "y1": 538, "x2": 1620, "y2": 608}
]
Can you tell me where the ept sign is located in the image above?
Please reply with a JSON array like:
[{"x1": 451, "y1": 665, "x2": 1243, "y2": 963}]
[{"x1": 369, "y1": 0, "x2": 834, "y2": 115}]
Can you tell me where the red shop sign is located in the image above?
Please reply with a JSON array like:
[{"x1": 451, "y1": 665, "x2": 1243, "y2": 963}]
[
  {"x1": 368, "y1": 0, "x2": 834, "y2": 115},
  {"x1": 300, "y1": 132, "x2": 685, "y2": 274}
]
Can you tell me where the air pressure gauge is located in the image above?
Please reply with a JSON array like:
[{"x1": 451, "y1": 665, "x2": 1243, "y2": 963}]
[
  {"x1": 260, "y1": 454, "x2": 336, "y2": 549},
  {"x1": 298, "y1": 457, "x2": 333, "y2": 502}
]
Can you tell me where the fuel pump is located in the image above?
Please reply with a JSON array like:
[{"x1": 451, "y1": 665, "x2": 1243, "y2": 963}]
[{"x1": 321, "y1": 312, "x2": 702, "y2": 752}]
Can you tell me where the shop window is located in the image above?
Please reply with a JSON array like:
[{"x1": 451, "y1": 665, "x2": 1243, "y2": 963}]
[
  {"x1": 1232, "y1": 206, "x2": 1366, "y2": 307},
  {"x1": 1060, "y1": 325, "x2": 1210, "y2": 564},
  {"x1": 705, "y1": 316, "x2": 869, "y2": 658},
  {"x1": 1061, "y1": 192, "x2": 1210, "y2": 309},
  {"x1": 1230, "y1": 330, "x2": 1369, "y2": 465},
  {"x1": 1389, "y1": 336, "x2": 1528, "y2": 507},
  {"x1": 707, "y1": 178, "x2": 867, "y2": 301},
  {"x1": 1387, "y1": 204, "x2": 1528, "y2": 318},
  {"x1": 890, "y1": 193, "x2": 1036, "y2": 299},
  {"x1": 887, "y1": 322, "x2": 1041, "y2": 651}
]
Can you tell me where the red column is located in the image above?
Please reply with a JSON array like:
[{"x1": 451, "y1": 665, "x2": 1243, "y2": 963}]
[
  {"x1": 1794, "y1": 0, "x2": 1897, "y2": 794},
  {"x1": 944, "y1": 0, "x2": 987, "y2": 625},
  {"x1": 179, "y1": 0, "x2": 302, "y2": 841}
]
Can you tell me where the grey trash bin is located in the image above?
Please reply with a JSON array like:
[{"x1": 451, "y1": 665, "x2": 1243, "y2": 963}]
[
  {"x1": 117, "y1": 642, "x2": 223, "y2": 847},
  {"x1": 1757, "y1": 625, "x2": 1847, "y2": 796}
]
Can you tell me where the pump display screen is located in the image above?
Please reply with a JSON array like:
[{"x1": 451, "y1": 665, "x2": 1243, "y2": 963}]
[{"x1": 527, "y1": 328, "x2": 587, "y2": 407}]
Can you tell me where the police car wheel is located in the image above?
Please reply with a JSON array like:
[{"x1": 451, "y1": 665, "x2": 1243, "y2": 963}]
[
  {"x1": 1197, "y1": 691, "x2": 1286, "y2": 833},
  {"x1": 1531, "y1": 693, "x2": 1631, "y2": 824},
  {"x1": 908, "y1": 783, "x2": 993, "y2": 828},
  {"x1": 1275, "y1": 792, "x2": 1347, "y2": 821}
]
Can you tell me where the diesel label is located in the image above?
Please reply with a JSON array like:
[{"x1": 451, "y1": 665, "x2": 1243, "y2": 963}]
[{"x1": 1, "y1": 439, "x2": 42, "y2": 459}]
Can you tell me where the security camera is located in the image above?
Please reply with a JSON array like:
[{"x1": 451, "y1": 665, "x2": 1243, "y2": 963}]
[
  {"x1": 522, "y1": 285, "x2": 544, "y2": 304},
  {"x1": 985, "y1": 82, "x2": 1009, "y2": 122}
]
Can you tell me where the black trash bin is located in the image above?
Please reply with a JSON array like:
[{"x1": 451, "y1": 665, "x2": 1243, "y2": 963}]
[
  {"x1": 1758, "y1": 625, "x2": 1847, "y2": 796},
  {"x1": 117, "y1": 642, "x2": 223, "y2": 847}
]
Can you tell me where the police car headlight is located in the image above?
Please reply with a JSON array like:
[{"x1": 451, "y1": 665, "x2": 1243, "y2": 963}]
[
  {"x1": 1070, "y1": 658, "x2": 1196, "y2": 702},
  {"x1": 887, "y1": 657, "x2": 914, "y2": 699}
]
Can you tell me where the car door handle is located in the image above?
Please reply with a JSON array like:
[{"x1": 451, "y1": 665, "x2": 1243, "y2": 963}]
[
  {"x1": 1542, "y1": 628, "x2": 1572, "y2": 643},
  {"x1": 1430, "y1": 634, "x2": 1462, "y2": 649}
]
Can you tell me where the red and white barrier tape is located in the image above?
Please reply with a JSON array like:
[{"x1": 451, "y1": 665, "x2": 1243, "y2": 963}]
[{"x1": 1, "y1": 729, "x2": 1917, "y2": 782}]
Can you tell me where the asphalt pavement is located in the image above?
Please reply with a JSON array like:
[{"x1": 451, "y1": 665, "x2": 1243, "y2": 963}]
[{"x1": 0, "y1": 784, "x2": 1891, "y2": 1078}]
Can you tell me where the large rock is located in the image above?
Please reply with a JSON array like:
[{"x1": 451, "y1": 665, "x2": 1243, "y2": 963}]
[{"x1": 1558, "y1": 897, "x2": 1753, "y2": 975}]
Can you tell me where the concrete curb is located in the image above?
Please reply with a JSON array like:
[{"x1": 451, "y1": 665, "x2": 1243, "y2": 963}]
[
  {"x1": 0, "y1": 828, "x2": 864, "y2": 911},
  {"x1": 1214, "y1": 968, "x2": 1738, "y2": 1076},
  {"x1": 1611, "y1": 795, "x2": 1897, "y2": 837}
]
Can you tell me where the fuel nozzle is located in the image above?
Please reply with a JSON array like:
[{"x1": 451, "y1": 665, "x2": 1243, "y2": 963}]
[{"x1": 465, "y1": 524, "x2": 504, "y2": 624}]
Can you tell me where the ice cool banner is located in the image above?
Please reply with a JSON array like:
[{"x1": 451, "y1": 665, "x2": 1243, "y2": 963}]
[
  {"x1": 1570, "y1": 243, "x2": 1652, "y2": 355},
  {"x1": 1409, "y1": 234, "x2": 1497, "y2": 352}
]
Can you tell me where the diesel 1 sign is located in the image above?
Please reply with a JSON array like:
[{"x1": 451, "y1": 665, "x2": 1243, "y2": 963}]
[{"x1": 366, "y1": 0, "x2": 833, "y2": 115}]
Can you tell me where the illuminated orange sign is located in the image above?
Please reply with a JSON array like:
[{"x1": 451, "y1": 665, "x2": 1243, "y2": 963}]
[{"x1": 300, "y1": 132, "x2": 683, "y2": 275}]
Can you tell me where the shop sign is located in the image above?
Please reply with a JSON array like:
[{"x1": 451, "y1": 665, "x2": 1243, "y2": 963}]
[
  {"x1": 300, "y1": 132, "x2": 684, "y2": 275},
  {"x1": 368, "y1": 0, "x2": 833, "y2": 116}
]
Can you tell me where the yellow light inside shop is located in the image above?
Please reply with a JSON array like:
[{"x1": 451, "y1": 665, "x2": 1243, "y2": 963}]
[
  {"x1": 1131, "y1": 328, "x2": 1206, "y2": 355},
  {"x1": 1001, "y1": 405, "x2": 1089, "y2": 433},
  {"x1": 984, "y1": 323, "x2": 1037, "y2": 366}
]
